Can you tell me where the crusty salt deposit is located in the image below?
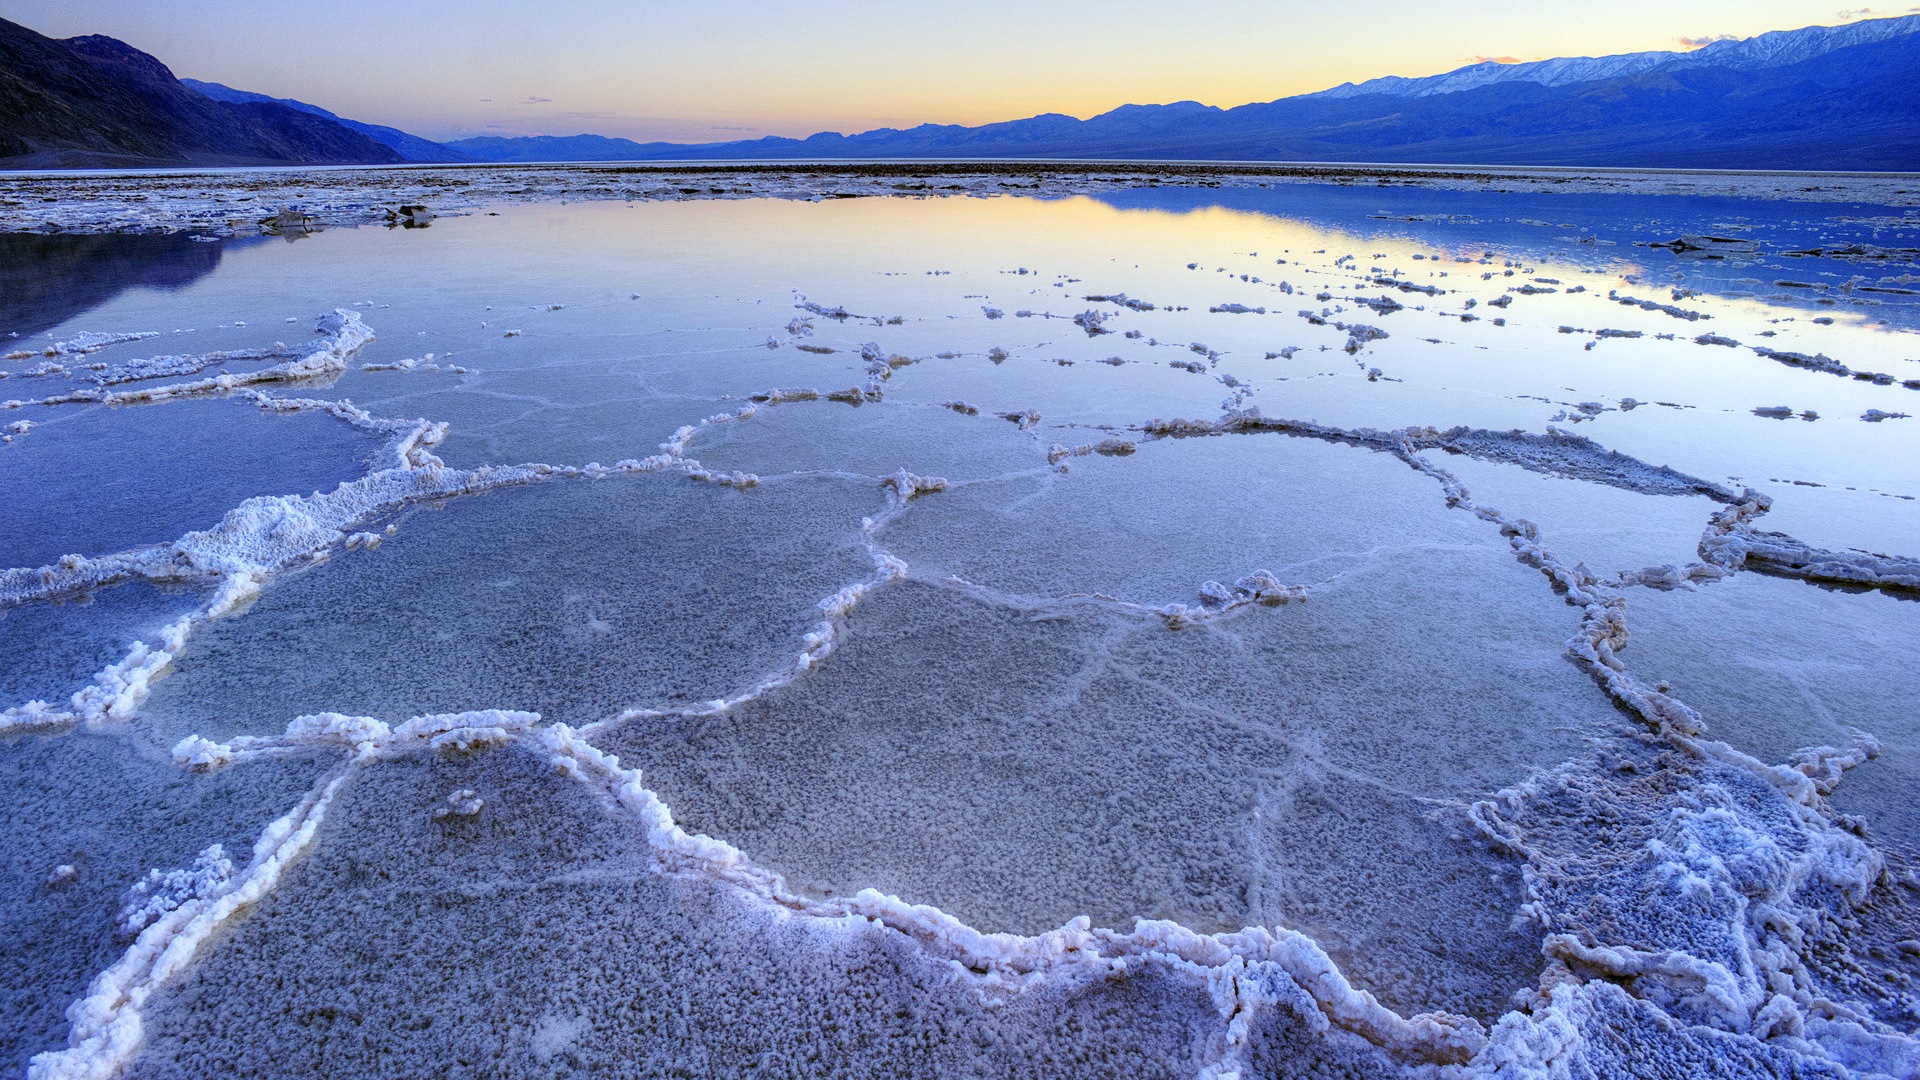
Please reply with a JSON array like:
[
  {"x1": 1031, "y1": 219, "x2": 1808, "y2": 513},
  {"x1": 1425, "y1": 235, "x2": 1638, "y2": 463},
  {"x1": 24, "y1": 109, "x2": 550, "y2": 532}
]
[
  {"x1": 3, "y1": 177, "x2": 1916, "y2": 1080},
  {"x1": 125, "y1": 742, "x2": 1225, "y2": 1080},
  {"x1": 0, "y1": 396, "x2": 383, "y2": 572},
  {"x1": 135, "y1": 473, "x2": 883, "y2": 744},
  {"x1": 1619, "y1": 573, "x2": 1920, "y2": 852},
  {"x1": 0, "y1": 731, "x2": 331, "y2": 1076}
]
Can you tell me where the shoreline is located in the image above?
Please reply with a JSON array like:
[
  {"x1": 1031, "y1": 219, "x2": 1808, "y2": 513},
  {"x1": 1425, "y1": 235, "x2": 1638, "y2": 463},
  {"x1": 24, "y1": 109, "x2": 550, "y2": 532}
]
[{"x1": 4, "y1": 161, "x2": 1919, "y2": 236}]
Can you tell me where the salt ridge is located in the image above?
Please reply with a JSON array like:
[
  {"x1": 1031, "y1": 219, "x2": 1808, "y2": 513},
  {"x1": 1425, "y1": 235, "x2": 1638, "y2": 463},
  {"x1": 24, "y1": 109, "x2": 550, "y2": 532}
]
[{"x1": 5, "y1": 242, "x2": 1918, "y2": 1077}]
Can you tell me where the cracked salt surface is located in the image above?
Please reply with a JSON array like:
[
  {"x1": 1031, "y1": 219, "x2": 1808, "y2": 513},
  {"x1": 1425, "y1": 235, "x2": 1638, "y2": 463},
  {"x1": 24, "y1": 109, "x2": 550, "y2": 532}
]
[
  {"x1": 1433, "y1": 454, "x2": 1723, "y2": 577},
  {"x1": 685, "y1": 400, "x2": 1045, "y2": 482},
  {"x1": 0, "y1": 731, "x2": 332, "y2": 1075},
  {"x1": 126, "y1": 744, "x2": 1221, "y2": 1080},
  {"x1": 2, "y1": 175, "x2": 1918, "y2": 1079},
  {"x1": 138, "y1": 473, "x2": 881, "y2": 744},
  {"x1": 887, "y1": 431, "x2": 1502, "y2": 603},
  {"x1": 1622, "y1": 575, "x2": 1920, "y2": 853}
]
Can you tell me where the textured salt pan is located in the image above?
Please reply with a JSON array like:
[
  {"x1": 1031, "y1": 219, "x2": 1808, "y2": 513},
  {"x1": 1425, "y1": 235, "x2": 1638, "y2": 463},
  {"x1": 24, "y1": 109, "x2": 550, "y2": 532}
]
[
  {"x1": 600, "y1": 534, "x2": 1634, "y2": 1022},
  {"x1": 1580, "y1": 403, "x2": 1920, "y2": 543},
  {"x1": 126, "y1": 742, "x2": 1220, "y2": 1080},
  {"x1": 885, "y1": 431, "x2": 1488, "y2": 604},
  {"x1": 1108, "y1": 546, "x2": 1639, "y2": 1019},
  {"x1": 0, "y1": 398, "x2": 380, "y2": 571},
  {"x1": 0, "y1": 731, "x2": 330, "y2": 1075},
  {"x1": 137, "y1": 472, "x2": 882, "y2": 743},
  {"x1": 1435, "y1": 453, "x2": 1722, "y2": 577},
  {"x1": 890, "y1": 344, "x2": 1245, "y2": 430},
  {"x1": 375, "y1": 342, "x2": 874, "y2": 472},
  {"x1": 0, "y1": 584, "x2": 202, "y2": 713},
  {"x1": 1243, "y1": 372, "x2": 1566, "y2": 436},
  {"x1": 600, "y1": 584, "x2": 1169, "y2": 930},
  {"x1": 394, "y1": 386, "x2": 746, "y2": 471},
  {"x1": 2, "y1": 188, "x2": 1916, "y2": 1079},
  {"x1": 686, "y1": 400, "x2": 1044, "y2": 481},
  {"x1": 1620, "y1": 574, "x2": 1920, "y2": 852}
]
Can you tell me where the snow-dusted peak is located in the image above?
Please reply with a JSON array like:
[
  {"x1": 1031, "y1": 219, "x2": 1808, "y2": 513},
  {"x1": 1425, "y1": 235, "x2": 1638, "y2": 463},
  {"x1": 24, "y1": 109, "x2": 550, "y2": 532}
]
[{"x1": 1309, "y1": 13, "x2": 1920, "y2": 100}]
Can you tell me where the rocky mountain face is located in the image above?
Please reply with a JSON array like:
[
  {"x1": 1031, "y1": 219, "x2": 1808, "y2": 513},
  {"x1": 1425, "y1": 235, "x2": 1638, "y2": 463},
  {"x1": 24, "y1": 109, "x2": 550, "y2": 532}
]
[
  {"x1": 7, "y1": 14, "x2": 1915, "y2": 172},
  {"x1": 1311, "y1": 13, "x2": 1920, "y2": 99},
  {"x1": 446, "y1": 18, "x2": 1919, "y2": 171},
  {"x1": 180, "y1": 80, "x2": 466, "y2": 164},
  {"x1": 0, "y1": 18, "x2": 404, "y2": 168}
]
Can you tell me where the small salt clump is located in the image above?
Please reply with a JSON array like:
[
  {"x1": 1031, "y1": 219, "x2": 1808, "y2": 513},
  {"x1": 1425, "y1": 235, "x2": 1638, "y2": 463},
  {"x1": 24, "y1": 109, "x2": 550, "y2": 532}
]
[
  {"x1": 117, "y1": 845, "x2": 234, "y2": 936},
  {"x1": 433, "y1": 789, "x2": 485, "y2": 820}
]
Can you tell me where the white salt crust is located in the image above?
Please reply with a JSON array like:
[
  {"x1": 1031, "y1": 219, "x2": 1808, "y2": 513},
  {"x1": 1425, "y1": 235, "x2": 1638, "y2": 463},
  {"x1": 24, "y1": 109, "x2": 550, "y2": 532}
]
[{"x1": 7, "y1": 256, "x2": 1917, "y2": 1080}]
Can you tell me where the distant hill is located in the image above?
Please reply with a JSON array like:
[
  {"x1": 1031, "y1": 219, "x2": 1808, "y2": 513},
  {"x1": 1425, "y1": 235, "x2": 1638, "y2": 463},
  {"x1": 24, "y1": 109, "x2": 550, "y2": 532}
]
[
  {"x1": 8, "y1": 13, "x2": 1917, "y2": 172},
  {"x1": 180, "y1": 79, "x2": 466, "y2": 163},
  {"x1": 1311, "y1": 13, "x2": 1920, "y2": 99},
  {"x1": 0, "y1": 18, "x2": 404, "y2": 168},
  {"x1": 450, "y1": 16, "x2": 1920, "y2": 171},
  {"x1": 442, "y1": 133, "x2": 692, "y2": 164}
]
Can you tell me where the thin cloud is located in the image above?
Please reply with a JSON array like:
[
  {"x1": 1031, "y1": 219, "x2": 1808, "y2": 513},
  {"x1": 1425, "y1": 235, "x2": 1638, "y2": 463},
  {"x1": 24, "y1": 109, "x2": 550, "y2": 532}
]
[
  {"x1": 1835, "y1": 7, "x2": 1874, "y2": 16},
  {"x1": 1468, "y1": 55, "x2": 1522, "y2": 64},
  {"x1": 1677, "y1": 33, "x2": 1737, "y2": 49},
  {"x1": 522, "y1": 95, "x2": 554, "y2": 105}
]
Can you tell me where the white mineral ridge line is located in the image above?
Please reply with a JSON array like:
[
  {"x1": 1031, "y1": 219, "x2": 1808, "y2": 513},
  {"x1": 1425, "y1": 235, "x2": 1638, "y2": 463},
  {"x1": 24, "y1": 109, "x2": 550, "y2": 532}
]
[
  {"x1": 7, "y1": 330, "x2": 161, "y2": 361},
  {"x1": 27, "y1": 768, "x2": 351, "y2": 1080},
  {"x1": 127, "y1": 692, "x2": 1920, "y2": 1080},
  {"x1": 0, "y1": 452, "x2": 562, "y2": 606},
  {"x1": 1415, "y1": 450, "x2": 1902, "y2": 1067},
  {"x1": 529, "y1": 720, "x2": 1488, "y2": 1065},
  {"x1": 158, "y1": 708, "x2": 1489, "y2": 1069},
  {"x1": 10, "y1": 280, "x2": 1918, "y2": 1077},
  {"x1": 11, "y1": 311, "x2": 373, "y2": 409},
  {"x1": 2, "y1": 373, "x2": 887, "y2": 740}
]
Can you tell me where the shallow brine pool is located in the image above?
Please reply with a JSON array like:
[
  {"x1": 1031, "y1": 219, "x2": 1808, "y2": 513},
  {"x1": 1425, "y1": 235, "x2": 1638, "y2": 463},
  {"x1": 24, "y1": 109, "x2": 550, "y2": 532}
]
[{"x1": 2, "y1": 180, "x2": 1917, "y2": 1079}]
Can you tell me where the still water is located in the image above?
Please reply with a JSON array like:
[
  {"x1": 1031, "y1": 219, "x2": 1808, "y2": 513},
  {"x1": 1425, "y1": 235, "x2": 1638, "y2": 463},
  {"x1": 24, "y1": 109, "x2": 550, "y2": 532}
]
[{"x1": 2, "y1": 184, "x2": 1916, "y2": 1078}]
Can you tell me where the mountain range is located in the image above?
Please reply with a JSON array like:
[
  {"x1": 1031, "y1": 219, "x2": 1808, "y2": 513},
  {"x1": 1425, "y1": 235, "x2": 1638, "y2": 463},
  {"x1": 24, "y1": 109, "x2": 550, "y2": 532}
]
[
  {"x1": 0, "y1": 18, "x2": 401, "y2": 168},
  {"x1": 1310, "y1": 14, "x2": 1920, "y2": 99},
  {"x1": 3, "y1": 14, "x2": 1917, "y2": 171},
  {"x1": 440, "y1": 16, "x2": 1920, "y2": 171},
  {"x1": 179, "y1": 79, "x2": 466, "y2": 163}
]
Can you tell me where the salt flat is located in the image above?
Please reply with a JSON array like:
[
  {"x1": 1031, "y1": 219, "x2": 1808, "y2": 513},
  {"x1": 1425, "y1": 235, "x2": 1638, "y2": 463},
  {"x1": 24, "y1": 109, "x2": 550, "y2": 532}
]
[{"x1": 1, "y1": 165, "x2": 1916, "y2": 1080}]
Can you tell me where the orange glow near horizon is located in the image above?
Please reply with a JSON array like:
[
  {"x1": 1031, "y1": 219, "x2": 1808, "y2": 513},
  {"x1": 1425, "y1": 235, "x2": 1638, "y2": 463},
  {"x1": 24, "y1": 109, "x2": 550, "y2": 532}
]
[{"x1": 0, "y1": 0, "x2": 1904, "y2": 143}]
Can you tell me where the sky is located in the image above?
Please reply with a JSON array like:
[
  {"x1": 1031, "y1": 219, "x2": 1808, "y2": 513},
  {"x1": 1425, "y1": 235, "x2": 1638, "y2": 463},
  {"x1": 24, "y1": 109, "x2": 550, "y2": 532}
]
[{"x1": 2, "y1": 0, "x2": 1912, "y2": 144}]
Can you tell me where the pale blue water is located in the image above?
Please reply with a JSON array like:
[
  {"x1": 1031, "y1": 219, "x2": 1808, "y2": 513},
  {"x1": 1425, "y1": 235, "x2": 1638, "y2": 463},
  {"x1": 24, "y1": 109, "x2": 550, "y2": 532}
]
[{"x1": 2, "y1": 181, "x2": 1916, "y2": 1079}]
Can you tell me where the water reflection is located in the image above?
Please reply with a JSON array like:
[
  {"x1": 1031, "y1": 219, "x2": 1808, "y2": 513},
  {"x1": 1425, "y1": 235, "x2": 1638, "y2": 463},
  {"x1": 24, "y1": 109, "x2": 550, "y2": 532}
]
[
  {"x1": 0, "y1": 232, "x2": 263, "y2": 338},
  {"x1": 1086, "y1": 183, "x2": 1920, "y2": 329}
]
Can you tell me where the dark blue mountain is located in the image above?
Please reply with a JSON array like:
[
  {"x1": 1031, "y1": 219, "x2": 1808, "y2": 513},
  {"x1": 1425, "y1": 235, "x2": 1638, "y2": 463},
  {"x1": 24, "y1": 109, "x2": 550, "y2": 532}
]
[
  {"x1": 180, "y1": 79, "x2": 466, "y2": 163},
  {"x1": 0, "y1": 19, "x2": 403, "y2": 168},
  {"x1": 1311, "y1": 13, "x2": 1920, "y2": 99},
  {"x1": 9, "y1": 13, "x2": 1915, "y2": 171},
  {"x1": 448, "y1": 19, "x2": 1920, "y2": 170},
  {"x1": 436, "y1": 133, "x2": 680, "y2": 163}
]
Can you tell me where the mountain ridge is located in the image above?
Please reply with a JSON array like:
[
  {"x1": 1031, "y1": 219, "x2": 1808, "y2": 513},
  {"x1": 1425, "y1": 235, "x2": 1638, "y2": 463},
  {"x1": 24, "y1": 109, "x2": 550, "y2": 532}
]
[
  {"x1": 440, "y1": 16, "x2": 1920, "y2": 170},
  {"x1": 5, "y1": 14, "x2": 1916, "y2": 171},
  {"x1": 180, "y1": 80, "x2": 466, "y2": 163},
  {"x1": 1311, "y1": 13, "x2": 1920, "y2": 99},
  {"x1": 0, "y1": 17, "x2": 404, "y2": 168}
]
